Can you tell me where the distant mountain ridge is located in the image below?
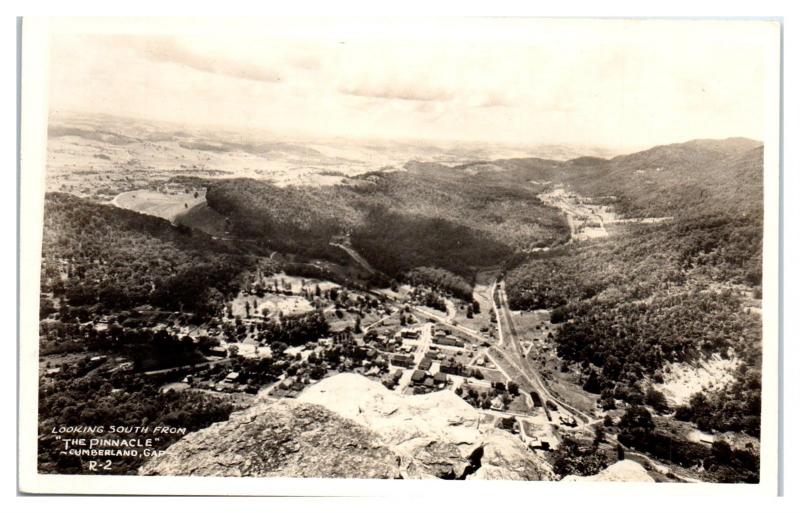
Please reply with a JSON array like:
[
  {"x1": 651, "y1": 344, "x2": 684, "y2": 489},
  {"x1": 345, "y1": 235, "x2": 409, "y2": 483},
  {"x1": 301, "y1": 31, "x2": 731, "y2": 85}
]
[
  {"x1": 577, "y1": 138, "x2": 764, "y2": 217},
  {"x1": 172, "y1": 136, "x2": 765, "y2": 284},
  {"x1": 609, "y1": 137, "x2": 761, "y2": 170}
]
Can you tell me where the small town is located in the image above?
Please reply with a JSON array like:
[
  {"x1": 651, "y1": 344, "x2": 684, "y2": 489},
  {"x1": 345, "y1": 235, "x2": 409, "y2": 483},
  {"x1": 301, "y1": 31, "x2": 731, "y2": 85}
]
[{"x1": 40, "y1": 266, "x2": 570, "y2": 454}]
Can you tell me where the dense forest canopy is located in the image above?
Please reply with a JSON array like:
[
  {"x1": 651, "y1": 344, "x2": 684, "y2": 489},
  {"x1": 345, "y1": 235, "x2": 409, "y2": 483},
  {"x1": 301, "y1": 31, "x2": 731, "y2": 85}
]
[
  {"x1": 404, "y1": 267, "x2": 474, "y2": 301},
  {"x1": 38, "y1": 373, "x2": 237, "y2": 475},
  {"x1": 201, "y1": 163, "x2": 570, "y2": 281},
  {"x1": 503, "y1": 138, "x2": 764, "y2": 440},
  {"x1": 41, "y1": 193, "x2": 263, "y2": 321}
]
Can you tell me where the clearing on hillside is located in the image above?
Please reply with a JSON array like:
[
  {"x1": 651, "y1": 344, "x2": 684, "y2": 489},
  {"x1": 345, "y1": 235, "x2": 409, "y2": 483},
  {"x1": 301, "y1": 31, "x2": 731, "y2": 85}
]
[{"x1": 112, "y1": 187, "x2": 206, "y2": 223}]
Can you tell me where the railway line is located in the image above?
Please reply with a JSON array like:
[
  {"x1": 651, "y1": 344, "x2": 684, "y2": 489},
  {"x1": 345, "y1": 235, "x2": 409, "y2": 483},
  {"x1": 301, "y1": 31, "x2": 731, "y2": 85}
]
[{"x1": 491, "y1": 279, "x2": 593, "y2": 426}]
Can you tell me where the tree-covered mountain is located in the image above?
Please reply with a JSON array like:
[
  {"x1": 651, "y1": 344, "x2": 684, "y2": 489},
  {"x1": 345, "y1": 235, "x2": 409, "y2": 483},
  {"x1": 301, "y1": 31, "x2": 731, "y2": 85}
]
[
  {"x1": 202, "y1": 164, "x2": 570, "y2": 281},
  {"x1": 40, "y1": 193, "x2": 260, "y2": 321},
  {"x1": 503, "y1": 138, "x2": 764, "y2": 441},
  {"x1": 566, "y1": 138, "x2": 764, "y2": 218}
]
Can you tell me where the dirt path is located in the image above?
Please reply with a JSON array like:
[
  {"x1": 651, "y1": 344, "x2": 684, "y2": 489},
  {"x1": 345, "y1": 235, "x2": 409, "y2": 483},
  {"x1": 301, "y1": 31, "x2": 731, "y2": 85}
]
[
  {"x1": 330, "y1": 242, "x2": 377, "y2": 274},
  {"x1": 444, "y1": 298, "x2": 457, "y2": 322},
  {"x1": 411, "y1": 306, "x2": 482, "y2": 340},
  {"x1": 142, "y1": 358, "x2": 232, "y2": 376},
  {"x1": 364, "y1": 310, "x2": 398, "y2": 332}
]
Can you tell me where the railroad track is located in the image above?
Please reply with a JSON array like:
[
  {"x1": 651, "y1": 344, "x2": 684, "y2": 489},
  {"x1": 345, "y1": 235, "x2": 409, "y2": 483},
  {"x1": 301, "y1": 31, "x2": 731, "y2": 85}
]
[{"x1": 492, "y1": 280, "x2": 593, "y2": 426}]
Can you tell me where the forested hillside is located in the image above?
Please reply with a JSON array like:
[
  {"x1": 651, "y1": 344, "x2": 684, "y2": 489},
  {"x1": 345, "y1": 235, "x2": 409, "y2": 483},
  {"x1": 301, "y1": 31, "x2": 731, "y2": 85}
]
[
  {"x1": 206, "y1": 178, "x2": 362, "y2": 261},
  {"x1": 567, "y1": 139, "x2": 763, "y2": 218},
  {"x1": 38, "y1": 373, "x2": 238, "y2": 475},
  {"x1": 203, "y1": 165, "x2": 570, "y2": 282},
  {"x1": 404, "y1": 267, "x2": 474, "y2": 301},
  {"x1": 507, "y1": 211, "x2": 762, "y2": 311},
  {"x1": 504, "y1": 138, "x2": 764, "y2": 441},
  {"x1": 40, "y1": 193, "x2": 258, "y2": 321}
]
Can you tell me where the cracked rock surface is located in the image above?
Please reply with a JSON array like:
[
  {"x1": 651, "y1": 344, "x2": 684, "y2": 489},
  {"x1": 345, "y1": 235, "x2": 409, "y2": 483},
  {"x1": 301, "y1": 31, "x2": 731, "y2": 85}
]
[
  {"x1": 139, "y1": 401, "x2": 402, "y2": 478},
  {"x1": 299, "y1": 373, "x2": 554, "y2": 480},
  {"x1": 140, "y1": 373, "x2": 554, "y2": 480}
]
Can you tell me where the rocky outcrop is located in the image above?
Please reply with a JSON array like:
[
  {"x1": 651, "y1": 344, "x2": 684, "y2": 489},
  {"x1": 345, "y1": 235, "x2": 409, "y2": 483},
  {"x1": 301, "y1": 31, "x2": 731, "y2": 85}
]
[
  {"x1": 298, "y1": 373, "x2": 553, "y2": 480},
  {"x1": 471, "y1": 428, "x2": 552, "y2": 480},
  {"x1": 140, "y1": 373, "x2": 554, "y2": 480},
  {"x1": 561, "y1": 460, "x2": 655, "y2": 482},
  {"x1": 139, "y1": 401, "x2": 403, "y2": 478}
]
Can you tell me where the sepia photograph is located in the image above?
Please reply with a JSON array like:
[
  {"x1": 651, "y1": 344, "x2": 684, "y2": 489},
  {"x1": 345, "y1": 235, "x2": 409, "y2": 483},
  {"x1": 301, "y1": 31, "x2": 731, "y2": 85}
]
[{"x1": 17, "y1": 16, "x2": 781, "y2": 495}]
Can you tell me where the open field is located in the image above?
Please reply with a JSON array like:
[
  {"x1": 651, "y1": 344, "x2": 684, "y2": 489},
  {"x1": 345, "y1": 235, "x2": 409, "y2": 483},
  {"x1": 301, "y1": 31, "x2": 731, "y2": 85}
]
[
  {"x1": 232, "y1": 273, "x2": 344, "y2": 319},
  {"x1": 451, "y1": 270, "x2": 496, "y2": 332},
  {"x1": 471, "y1": 366, "x2": 507, "y2": 384},
  {"x1": 231, "y1": 291, "x2": 314, "y2": 319},
  {"x1": 507, "y1": 393, "x2": 535, "y2": 414},
  {"x1": 511, "y1": 309, "x2": 553, "y2": 342},
  {"x1": 538, "y1": 187, "x2": 617, "y2": 242},
  {"x1": 112, "y1": 188, "x2": 206, "y2": 223},
  {"x1": 48, "y1": 112, "x2": 583, "y2": 203},
  {"x1": 541, "y1": 374, "x2": 599, "y2": 417},
  {"x1": 223, "y1": 340, "x2": 272, "y2": 359},
  {"x1": 264, "y1": 273, "x2": 341, "y2": 295},
  {"x1": 325, "y1": 309, "x2": 384, "y2": 332}
]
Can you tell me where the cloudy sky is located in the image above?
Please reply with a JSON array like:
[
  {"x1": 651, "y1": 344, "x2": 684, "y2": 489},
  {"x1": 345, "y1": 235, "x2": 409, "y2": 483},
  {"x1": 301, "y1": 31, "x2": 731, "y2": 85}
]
[{"x1": 46, "y1": 17, "x2": 777, "y2": 150}]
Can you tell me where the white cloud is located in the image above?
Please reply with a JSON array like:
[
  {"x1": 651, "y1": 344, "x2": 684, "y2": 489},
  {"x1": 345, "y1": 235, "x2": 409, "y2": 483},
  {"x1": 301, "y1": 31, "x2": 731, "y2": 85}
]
[
  {"x1": 46, "y1": 18, "x2": 777, "y2": 149},
  {"x1": 141, "y1": 37, "x2": 284, "y2": 83}
]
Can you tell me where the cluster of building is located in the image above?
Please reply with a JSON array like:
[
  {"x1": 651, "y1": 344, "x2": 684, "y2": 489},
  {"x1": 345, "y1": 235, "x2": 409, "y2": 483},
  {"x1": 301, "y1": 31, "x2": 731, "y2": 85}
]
[
  {"x1": 369, "y1": 328, "x2": 419, "y2": 353},
  {"x1": 432, "y1": 327, "x2": 465, "y2": 348},
  {"x1": 183, "y1": 370, "x2": 261, "y2": 395},
  {"x1": 439, "y1": 356, "x2": 470, "y2": 377},
  {"x1": 390, "y1": 353, "x2": 415, "y2": 368},
  {"x1": 410, "y1": 368, "x2": 448, "y2": 394},
  {"x1": 381, "y1": 368, "x2": 405, "y2": 390}
]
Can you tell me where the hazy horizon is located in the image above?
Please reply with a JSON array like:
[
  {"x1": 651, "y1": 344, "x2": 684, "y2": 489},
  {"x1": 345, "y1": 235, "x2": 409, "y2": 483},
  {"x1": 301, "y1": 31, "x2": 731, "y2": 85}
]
[
  {"x1": 49, "y1": 108, "x2": 764, "y2": 163},
  {"x1": 46, "y1": 18, "x2": 774, "y2": 152}
]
